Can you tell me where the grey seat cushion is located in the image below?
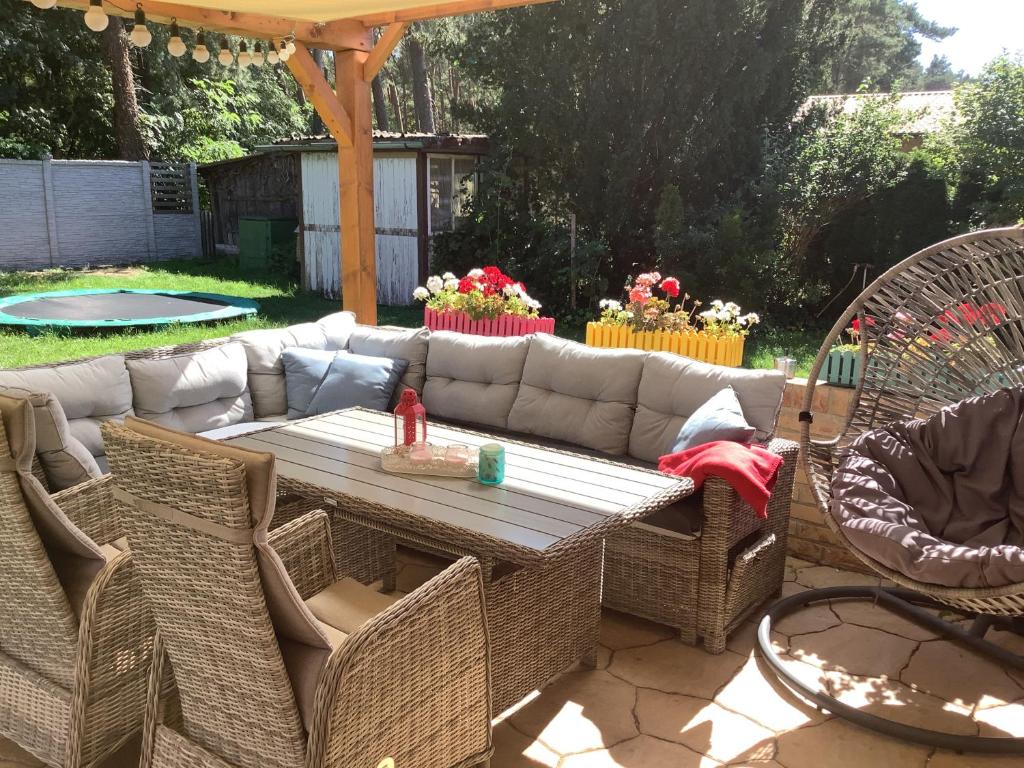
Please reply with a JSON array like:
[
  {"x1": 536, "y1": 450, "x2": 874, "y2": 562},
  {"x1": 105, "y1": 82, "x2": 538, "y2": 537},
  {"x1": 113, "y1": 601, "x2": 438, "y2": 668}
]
[
  {"x1": 126, "y1": 342, "x2": 253, "y2": 433},
  {"x1": 347, "y1": 325, "x2": 430, "y2": 405},
  {"x1": 629, "y1": 354, "x2": 787, "y2": 463},
  {"x1": 231, "y1": 312, "x2": 357, "y2": 418},
  {"x1": 831, "y1": 387, "x2": 1024, "y2": 589},
  {"x1": 0, "y1": 354, "x2": 133, "y2": 459},
  {"x1": 423, "y1": 332, "x2": 531, "y2": 429},
  {"x1": 0, "y1": 387, "x2": 102, "y2": 489},
  {"x1": 507, "y1": 334, "x2": 646, "y2": 455}
]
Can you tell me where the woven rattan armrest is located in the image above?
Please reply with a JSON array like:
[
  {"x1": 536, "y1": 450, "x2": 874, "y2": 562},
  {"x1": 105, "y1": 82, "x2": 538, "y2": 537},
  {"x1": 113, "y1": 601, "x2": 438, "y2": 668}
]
[
  {"x1": 307, "y1": 556, "x2": 493, "y2": 768},
  {"x1": 51, "y1": 474, "x2": 123, "y2": 547},
  {"x1": 267, "y1": 510, "x2": 338, "y2": 600},
  {"x1": 70, "y1": 549, "x2": 156, "y2": 767}
]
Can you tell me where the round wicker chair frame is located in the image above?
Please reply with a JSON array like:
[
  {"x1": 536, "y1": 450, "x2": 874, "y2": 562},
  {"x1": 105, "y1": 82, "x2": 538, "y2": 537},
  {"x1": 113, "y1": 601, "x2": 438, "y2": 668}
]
[{"x1": 757, "y1": 225, "x2": 1024, "y2": 752}]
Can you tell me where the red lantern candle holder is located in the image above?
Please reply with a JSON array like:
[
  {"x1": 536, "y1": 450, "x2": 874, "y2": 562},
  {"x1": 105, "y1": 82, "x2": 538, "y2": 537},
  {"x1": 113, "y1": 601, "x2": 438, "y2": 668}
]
[{"x1": 394, "y1": 389, "x2": 427, "y2": 447}]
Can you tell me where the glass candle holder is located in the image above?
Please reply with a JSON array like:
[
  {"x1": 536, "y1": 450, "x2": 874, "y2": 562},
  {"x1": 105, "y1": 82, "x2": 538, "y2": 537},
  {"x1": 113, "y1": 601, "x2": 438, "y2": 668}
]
[
  {"x1": 445, "y1": 444, "x2": 470, "y2": 466},
  {"x1": 409, "y1": 441, "x2": 433, "y2": 464},
  {"x1": 477, "y1": 443, "x2": 505, "y2": 485}
]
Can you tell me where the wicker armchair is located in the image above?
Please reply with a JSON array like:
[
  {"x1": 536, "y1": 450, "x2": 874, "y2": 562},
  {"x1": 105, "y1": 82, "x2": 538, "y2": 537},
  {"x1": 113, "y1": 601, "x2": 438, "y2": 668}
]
[
  {"x1": 102, "y1": 417, "x2": 492, "y2": 768},
  {"x1": 0, "y1": 394, "x2": 154, "y2": 768},
  {"x1": 757, "y1": 225, "x2": 1024, "y2": 752},
  {"x1": 603, "y1": 438, "x2": 798, "y2": 653}
]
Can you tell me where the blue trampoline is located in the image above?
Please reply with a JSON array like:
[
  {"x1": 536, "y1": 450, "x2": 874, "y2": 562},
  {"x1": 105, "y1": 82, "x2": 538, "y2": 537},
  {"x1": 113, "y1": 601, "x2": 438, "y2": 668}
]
[{"x1": 0, "y1": 289, "x2": 260, "y2": 330}]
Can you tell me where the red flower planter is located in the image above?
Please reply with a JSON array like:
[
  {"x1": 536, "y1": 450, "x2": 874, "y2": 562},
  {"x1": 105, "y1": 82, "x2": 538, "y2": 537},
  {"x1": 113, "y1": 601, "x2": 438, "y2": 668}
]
[{"x1": 424, "y1": 308, "x2": 556, "y2": 337}]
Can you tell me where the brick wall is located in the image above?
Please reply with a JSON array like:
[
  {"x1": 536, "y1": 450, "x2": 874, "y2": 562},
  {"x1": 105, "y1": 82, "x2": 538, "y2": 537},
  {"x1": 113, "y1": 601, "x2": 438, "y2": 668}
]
[{"x1": 777, "y1": 378, "x2": 871, "y2": 573}]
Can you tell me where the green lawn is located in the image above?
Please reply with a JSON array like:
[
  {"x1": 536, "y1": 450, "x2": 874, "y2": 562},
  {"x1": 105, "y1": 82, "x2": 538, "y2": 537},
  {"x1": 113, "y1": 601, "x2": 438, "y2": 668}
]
[{"x1": 0, "y1": 260, "x2": 822, "y2": 375}]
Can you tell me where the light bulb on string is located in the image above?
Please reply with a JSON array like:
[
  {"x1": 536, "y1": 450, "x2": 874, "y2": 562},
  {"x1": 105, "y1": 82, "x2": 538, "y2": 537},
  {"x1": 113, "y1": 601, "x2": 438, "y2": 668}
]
[
  {"x1": 129, "y1": 5, "x2": 152, "y2": 48},
  {"x1": 237, "y1": 41, "x2": 252, "y2": 67},
  {"x1": 266, "y1": 42, "x2": 279, "y2": 65},
  {"x1": 30, "y1": 0, "x2": 58, "y2": 10},
  {"x1": 285, "y1": 38, "x2": 296, "y2": 56},
  {"x1": 167, "y1": 20, "x2": 187, "y2": 57},
  {"x1": 192, "y1": 31, "x2": 210, "y2": 63},
  {"x1": 252, "y1": 42, "x2": 265, "y2": 66},
  {"x1": 83, "y1": 0, "x2": 108, "y2": 32},
  {"x1": 278, "y1": 40, "x2": 290, "y2": 62},
  {"x1": 217, "y1": 38, "x2": 233, "y2": 66}
]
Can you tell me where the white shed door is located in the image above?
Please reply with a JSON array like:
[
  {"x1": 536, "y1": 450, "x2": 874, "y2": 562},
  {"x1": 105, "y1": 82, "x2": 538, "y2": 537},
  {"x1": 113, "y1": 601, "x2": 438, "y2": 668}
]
[{"x1": 301, "y1": 152, "x2": 419, "y2": 304}]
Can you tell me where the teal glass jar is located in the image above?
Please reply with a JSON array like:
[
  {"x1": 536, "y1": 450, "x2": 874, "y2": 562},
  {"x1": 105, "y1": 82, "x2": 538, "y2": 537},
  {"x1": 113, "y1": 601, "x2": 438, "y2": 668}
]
[{"x1": 477, "y1": 443, "x2": 505, "y2": 485}]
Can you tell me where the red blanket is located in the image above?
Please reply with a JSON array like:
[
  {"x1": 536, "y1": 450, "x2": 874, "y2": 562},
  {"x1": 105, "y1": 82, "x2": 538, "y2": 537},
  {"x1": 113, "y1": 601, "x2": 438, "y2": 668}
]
[{"x1": 658, "y1": 441, "x2": 783, "y2": 519}]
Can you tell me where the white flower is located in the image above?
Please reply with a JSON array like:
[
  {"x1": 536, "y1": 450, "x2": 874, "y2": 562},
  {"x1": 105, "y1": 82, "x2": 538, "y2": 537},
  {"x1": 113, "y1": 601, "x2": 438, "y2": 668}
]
[
  {"x1": 444, "y1": 278, "x2": 459, "y2": 291},
  {"x1": 725, "y1": 301, "x2": 740, "y2": 314},
  {"x1": 442, "y1": 271, "x2": 457, "y2": 281},
  {"x1": 604, "y1": 299, "x2": 622, "y2": 312},
  {"x1": 526, "y1": 297, "x2": 542, "y2": 311},
  {"x1": 412, "y1": 286, "x2": 430, "y2": 301},
  {"x1": 743, "y1": 312, "x2": 760, "y2": 325},
  {"x1": 503, "y1": 284, "x2": 518, "y2": 297},
  {"x1": 699, "y1": 309, "x2": 716, "y2": 320},
  {"x1": 717, "y1": 309, "x2": 732, "y2": 322},
  {"x1": 426, "y1": 275, "x2": 444, "y2": 294},
  {"x1": 468, "y1": 268, "x2": 485, "y2": 279},
  {"x1": 711, "y1": 299, "x2": 724, "y2": 310}
]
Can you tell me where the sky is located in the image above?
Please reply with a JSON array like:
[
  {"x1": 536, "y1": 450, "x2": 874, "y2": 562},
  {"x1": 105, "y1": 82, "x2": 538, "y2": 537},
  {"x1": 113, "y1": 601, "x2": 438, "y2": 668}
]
[{"x1": 914, "y1": 0, "x2": 1024, "y2": 74}]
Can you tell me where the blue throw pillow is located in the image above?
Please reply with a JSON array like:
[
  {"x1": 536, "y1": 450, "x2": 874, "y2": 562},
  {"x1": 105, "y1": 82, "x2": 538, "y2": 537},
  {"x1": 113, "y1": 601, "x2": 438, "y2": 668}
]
[
  {"x1": 670, "y1": 386, "x2": 756, "y2": 453},
  {"x1": 306, "y1": 352, "x2": 408, "y2": 415},
  {"x1": 282, "y1": 348, "x2": 340, "y2": 419}
]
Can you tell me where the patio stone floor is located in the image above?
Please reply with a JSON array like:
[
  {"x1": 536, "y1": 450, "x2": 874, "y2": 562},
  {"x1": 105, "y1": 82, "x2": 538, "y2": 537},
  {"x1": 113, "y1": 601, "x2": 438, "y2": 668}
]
[{"x1": 3, "y1": 553, "x2": 1022, "y2": 768}]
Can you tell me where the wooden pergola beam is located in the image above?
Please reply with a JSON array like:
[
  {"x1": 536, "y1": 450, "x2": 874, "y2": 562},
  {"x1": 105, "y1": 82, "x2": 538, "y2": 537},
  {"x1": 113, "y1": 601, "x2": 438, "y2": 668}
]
[
  {"x1": 62, "y1": 1, "x2": 372, "y2": 51},
  {"x1": 285, "y1": 43, "x2": 354, "y2": 147},
  {"x1": 363, "y1": 23, "x2": 408, "y2": 82},
  {"x1": 354, "y1": 0, "x2": 553, "y2": 26}
]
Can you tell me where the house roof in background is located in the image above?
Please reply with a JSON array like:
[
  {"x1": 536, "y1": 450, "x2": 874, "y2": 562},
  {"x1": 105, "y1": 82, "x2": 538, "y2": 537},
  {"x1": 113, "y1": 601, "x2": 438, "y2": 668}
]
[
  {"x1": 800, "y1": 90, "x2": 955, "y2": 134},
  {"x1": 257, "y1": 132, "x2": 491, "y2": 153}
]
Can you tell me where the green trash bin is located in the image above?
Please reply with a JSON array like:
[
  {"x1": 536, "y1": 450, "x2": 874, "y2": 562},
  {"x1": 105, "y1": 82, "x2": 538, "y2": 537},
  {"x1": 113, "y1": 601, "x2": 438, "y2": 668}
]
[{"x1": 238, "y1": 217, "x2": 297, "y2": 273}]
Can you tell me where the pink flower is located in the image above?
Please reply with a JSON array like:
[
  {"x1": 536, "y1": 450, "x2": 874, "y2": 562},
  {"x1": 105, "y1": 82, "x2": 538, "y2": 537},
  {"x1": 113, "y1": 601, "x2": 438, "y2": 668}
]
[
  {"x1": 629, "y1": 286, "x2": 651, "y2": 305},
  {"x1": 660, "y1": 277, "x2": 681, "y2": 298}
]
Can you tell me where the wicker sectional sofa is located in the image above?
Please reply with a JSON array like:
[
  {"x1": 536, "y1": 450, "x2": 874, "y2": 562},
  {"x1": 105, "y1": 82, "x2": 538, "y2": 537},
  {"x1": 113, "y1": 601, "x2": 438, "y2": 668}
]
[{"x1": 0, "y1": 311, "x2": 797, "y2": 653}]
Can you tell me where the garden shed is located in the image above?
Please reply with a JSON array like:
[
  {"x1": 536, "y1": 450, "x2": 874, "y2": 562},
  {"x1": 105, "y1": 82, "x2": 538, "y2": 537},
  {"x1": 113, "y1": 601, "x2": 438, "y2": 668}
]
[{"x1": 199, "y1": 132, "x2": 488, "y2": 304}]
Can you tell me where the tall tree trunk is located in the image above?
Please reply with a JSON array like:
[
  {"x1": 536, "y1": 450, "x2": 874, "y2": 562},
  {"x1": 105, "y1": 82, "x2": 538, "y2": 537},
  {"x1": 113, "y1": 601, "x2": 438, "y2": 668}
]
[
  {"x1": 406, "y1": 34, "x2": 435, "y2": 133},
  {"x1": 371, "y1": 76, "x2": 390, "y2": 131},
  {"x1": 102, "y1": 17, "x2": 148, "y2": 160},
  {"x1": 309, "y1": 49, "x2": 326, "y2": 134},
  {"x1": 388, "y1": 81, "x2": 405, "y2": 133}
]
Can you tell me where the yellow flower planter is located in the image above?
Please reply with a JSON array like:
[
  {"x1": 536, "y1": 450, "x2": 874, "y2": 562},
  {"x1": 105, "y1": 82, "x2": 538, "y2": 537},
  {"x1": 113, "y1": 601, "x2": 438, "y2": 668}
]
[{"x1": 585, "y1": 322, "x2": 745, "y2": 367}]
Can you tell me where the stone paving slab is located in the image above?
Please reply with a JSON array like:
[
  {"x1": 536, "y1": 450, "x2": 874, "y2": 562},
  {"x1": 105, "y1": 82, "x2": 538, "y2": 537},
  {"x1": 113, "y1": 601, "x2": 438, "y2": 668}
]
[{"x1": 3, "y1": 556, "x2": 1022, "y2": 768}]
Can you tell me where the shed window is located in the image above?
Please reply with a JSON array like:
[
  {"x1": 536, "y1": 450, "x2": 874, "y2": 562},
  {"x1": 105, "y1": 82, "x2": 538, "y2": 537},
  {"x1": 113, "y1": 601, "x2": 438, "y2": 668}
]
[{"x1": 428, "y1": 155, "x2": 478, "y2": 234}]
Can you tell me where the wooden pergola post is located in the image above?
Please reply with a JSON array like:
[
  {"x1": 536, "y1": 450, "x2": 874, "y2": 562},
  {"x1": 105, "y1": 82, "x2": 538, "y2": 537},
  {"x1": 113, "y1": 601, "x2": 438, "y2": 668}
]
[{"x1": 335, "y1": 48, "x2": 378, "y2": 324}]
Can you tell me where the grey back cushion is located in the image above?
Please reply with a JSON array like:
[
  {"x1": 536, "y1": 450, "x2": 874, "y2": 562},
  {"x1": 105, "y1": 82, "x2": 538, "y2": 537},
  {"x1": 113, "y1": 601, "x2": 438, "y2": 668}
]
[
  {"x1": 629, "y1": 353, "x2": 787, "y2": 463},
  {"x1": 282, "y1": 348, "x2": 340, "y2": 419},
  {"x1": 0, "y1": 386, "x2": 102, "y2": 489},
  {"x1": 0, "y1": 354, "x2": 133, "y2": 459},
  {"x1": 347, "y1": 325, "x2": 430, "y2": 404},
  {"x1": 126, "y1": 342, "x2": 253, "y2": 433},
  {"x1": 231, "y1": 312, "x2": 357, "y2": 418},
  {"x1": 507, "y1": 334, "x2": 647, "y2": 455},
  {"x1": 423, "y1": 332, "x2": 532, "y2": 430}
]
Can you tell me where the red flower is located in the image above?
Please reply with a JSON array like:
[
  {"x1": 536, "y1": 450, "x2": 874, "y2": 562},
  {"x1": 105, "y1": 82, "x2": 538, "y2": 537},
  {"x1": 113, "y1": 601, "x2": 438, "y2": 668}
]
[
  {"x1": 629, "y1": 286, "x2": 652, "y2": 305},
  {"x1": 457, "y1": 277, "x2": 478, "y2": 294},
  {"x1": 659, "y1": 277, "x2": 681, "y2": 298}
]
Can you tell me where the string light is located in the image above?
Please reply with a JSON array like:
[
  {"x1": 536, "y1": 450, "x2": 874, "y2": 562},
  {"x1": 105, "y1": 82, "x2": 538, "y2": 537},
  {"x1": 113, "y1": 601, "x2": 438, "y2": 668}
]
[
  {"x1": 266, "y1": 41, "x2": 279, "y2": 65},
  {"x1": 237, "y1": 40, "x2": 252, "y2": 67},
  {"x1": 277, "y1": 39, "x2": 290, "y2": 62},
  {"x1": 252, "y1": 42, "x2": 265, "y2": 66},
  {"x1": 129, "y1": 4, "x2": 152, "y2": 48},
  {"x1": 167, "y1": 20, "x2": 187, "y2": 57},
  {"x1": 83, "y1": 0, "x2": 108, "y2": 32},
  {"x1": 30, "y1": 0, "x2": 58, "y2": 9},
  {"x1": 217, "y1": 37, "x2": 233, "y2": 66},
  {"x1": 192, "y1": 30, "x2": 210, "y2": 63},
  {"x1": 285, "y1": 37, "x2": 296, "y2": 56}
]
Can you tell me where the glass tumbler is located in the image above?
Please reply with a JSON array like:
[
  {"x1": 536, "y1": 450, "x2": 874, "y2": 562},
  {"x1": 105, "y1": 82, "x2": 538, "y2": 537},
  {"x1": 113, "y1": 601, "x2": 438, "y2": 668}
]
[{"x1": 477, "y1": 443, "x2": 505, "y2": 485}]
